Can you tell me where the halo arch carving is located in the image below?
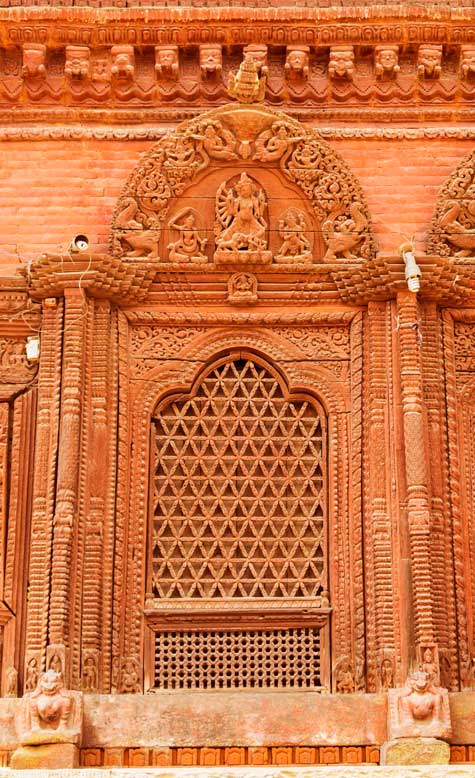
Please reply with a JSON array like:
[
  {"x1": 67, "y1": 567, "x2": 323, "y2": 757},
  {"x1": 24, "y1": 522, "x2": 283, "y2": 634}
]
[
  {"x1": 109, "y1": 103, "x2": 377, "y2": 264},
  {"x1": 428, "y1": 148, "x2": 475, "y2": 257}
]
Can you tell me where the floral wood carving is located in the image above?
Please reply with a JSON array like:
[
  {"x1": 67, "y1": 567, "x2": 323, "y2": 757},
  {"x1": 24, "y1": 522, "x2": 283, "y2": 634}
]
[
  {"x1": 110, "y1": 104, "x2": 376, "y2": 263},
  {"x1": 428, "y1": 148, "x2": 475, "y2": 257}
]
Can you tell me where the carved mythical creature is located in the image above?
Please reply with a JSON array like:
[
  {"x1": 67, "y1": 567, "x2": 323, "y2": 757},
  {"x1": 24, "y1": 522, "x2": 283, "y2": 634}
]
[
  {"x1": 329, "y1": 46, "x2": 355, "y2": 80},
  {"x1": 275, "y1": 208, "x2": 312, "y2": 264},
  {"x1": 417, "y1": 45, "x2": 442, "y2": 78},
  {"x1": 243, "y1": 44, "x2": 268, "y2": 77},
  {"x1": 254, "y1": 121, "x2": 304, "y2": 165},
  {"x1": 121, "y1": 229, "x2": 160, "y2": 259},
  {"x1": 167, "y1": 208, "x2": 208, "y2": 263},
  {"x1": 438, "y1": 201, "x2": 475, "y2": 256},
  {"x1": 17, "y1": 670, "x2": 83, "y2": 745},
  {"x1": 214, "y1": 173, "x2": 270, "y2": 263},
  {"x1": 461, "y1": 46, "x2": 475, "y2": 78},
  {"x1": 322, "y1": 202, "x2": 367, "y2": 261},
  {"x1": 227, "y1": 53, "x2": 266, "y2": 104},
  {"x1": 65, "y1": 46, "x2": 90, "y2": 80},
  {"x1": 22, "y1": 44, "x2": 46, "y2": 78}
]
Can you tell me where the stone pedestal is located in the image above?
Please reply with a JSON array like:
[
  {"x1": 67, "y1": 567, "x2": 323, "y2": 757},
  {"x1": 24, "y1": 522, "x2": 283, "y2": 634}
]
[
  {"x1": 381, "y1": 737, "x2": 451, "y2": 765},
  {"x1": 10, "y1": 743, "x2": 79, "y2": 769}
]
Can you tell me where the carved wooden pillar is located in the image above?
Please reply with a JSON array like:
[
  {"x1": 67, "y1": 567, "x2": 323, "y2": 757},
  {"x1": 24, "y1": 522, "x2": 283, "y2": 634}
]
[
  {"x1": 48, "y1": 287, "x2": 87, "y2": 684},
  {"x1": 363, "y1": 301, "x2": 398, "y2": 691},
  {"x1": 24, "y1": 300, "x2": 64, "y2": 688},
  {"x1": 421, "y1": 303, "x2": 457, "y2": 688},
  {"x1": 80, "y1": 300, "x2": 119, "y2": 692},
  {"x1": 396, "y1": 290, "x2": 435, "y2": 659}
]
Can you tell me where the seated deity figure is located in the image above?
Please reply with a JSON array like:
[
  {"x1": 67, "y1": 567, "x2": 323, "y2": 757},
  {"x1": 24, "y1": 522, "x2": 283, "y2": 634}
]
[
  {"x1": 388, "y1": 670, "x2": 451, "y2": 741},
  {"x1": 214, "y1": 172, "x2": 272, "y2": 264},
  {"x1": 17, "y1": 669, "x2": 83, "y2": 746},
  {"x1": 275, "y1": 208, "x2": 312, "y2": 263},
  {"x1": 167, "y1": 209, "x2": 208, "y2": 263}
]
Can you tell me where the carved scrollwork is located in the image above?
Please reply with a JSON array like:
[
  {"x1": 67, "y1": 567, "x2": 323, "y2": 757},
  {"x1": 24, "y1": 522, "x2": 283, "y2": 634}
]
[
  {"x1": 109, "y1": 104, "x2": 376, "y2": 262},
  {"x1": 428, "y1": 148, "x2": 475, "y2": 257}
]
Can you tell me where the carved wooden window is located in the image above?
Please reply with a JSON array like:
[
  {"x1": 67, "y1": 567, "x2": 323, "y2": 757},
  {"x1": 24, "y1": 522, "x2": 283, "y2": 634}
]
[{"x1": 147, "y1": 353, "x2": 329, "y2": 690}]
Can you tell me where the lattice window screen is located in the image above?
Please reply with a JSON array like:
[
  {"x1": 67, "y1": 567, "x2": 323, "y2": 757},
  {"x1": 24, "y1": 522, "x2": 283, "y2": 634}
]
[{"x1": 151, "y1": 356, "x2": 327, "y2": 601}]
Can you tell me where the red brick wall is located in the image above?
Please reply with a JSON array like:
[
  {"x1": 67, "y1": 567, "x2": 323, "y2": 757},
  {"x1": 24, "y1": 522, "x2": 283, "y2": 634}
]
[{"x1": 0, "y1": 135, "x2": 470, "y2": 274}]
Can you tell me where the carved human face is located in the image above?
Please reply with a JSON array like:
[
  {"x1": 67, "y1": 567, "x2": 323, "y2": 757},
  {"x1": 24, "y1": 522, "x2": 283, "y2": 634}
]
[
  {"x1": 39, "y1": 670, "x2": 61, "y2": 695},
  {"x1": 378, "y1": 50, "x2": 397, "y2": 70},
  {"x1": 201, "y1": 48, "x2": 221, "y2": 70},
  {"x1": 411, "y1": 671, "x2": 429, "y2": 692},
  {"x1": 160, "y1": 50, "x2": 175, "y2": 68},
  {"x1": 288, "y1": 51, "x2": 306, "y2": 71}
]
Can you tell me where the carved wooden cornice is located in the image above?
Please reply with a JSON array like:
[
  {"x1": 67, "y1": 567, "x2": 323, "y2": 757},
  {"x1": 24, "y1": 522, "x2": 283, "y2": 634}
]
[
  {"x1": 26, "y1": 252, "x2": 156, "y2": 303},
  {"x1": 3, "y1": 124, "x2": 475, "y2": 141},
  {"x1": 14, "y1": 251, "x2": 475, "y2": 308},
  {"x1": 1, "y1": 7, "x2": 475, "y2": 122}
]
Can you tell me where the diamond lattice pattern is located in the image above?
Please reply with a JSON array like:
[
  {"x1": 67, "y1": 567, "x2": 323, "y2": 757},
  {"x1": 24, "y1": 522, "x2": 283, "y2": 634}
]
[{"x1": 151, "y1": 357, "x2": 326, "y2": 600}]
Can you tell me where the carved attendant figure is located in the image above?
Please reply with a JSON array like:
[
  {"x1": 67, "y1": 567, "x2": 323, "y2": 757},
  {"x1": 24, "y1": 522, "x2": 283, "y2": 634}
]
[
  {"x1": 168, "y1": 209, "x2": 208, "y2": 263},
  {"x1": 275, "y1": 208, "x2": 312, "y2": 263}
]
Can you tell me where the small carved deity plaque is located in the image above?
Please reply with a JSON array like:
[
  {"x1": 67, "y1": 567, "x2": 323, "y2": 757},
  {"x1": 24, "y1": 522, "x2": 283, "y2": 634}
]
[
  {"x1": 17, "y1": 670, "x2": 83, "y2": 746},
  {"x1": 214, "y1": 172, "x2": 272, "y2": 265},
  {"x1": 155, "y1": 46, "x2": 179, "y2": 80},
  {"x1": 388, "y1": 670, "x2": 452, "y2": 740},
  {"x1": 199, "y1": 45, "x2": 222, "y2": 79},
  {"x1": 65, "y1": 46, "x2": 90, "y2": 80},
  {"x1": 417, "y1": 45, "x2": 442, "y2": 79},
  {"x1": 329, "y1": 46, "x2": 355, "y2": 80},
  {"x1": 167, "y1": 208, "x2": 208, "y2": 264},
  {"x1": 375, "y1": 45, "x2": 400, "y2": 78},
  {"x1": 82, "y1": 652, "x2": 99, "y2": 693},
  {"x1": 275, "y1": 207, "x2": 312, "y2": 264},
  {"x1": 335, "y1": 659, "x2": 355, "y2": 693},
  {"x1": 227, "y1": 272, "x2": 258, "y2": 304},
  {"x1": 22, "y1": 44, "x2": 46, "y2": 79},
  {"x1": 111, "y1": 45, "x2": 135, "y2": 80},
  {"x1": 285, "y1": 46, "x2": 309, "y2": 80}
]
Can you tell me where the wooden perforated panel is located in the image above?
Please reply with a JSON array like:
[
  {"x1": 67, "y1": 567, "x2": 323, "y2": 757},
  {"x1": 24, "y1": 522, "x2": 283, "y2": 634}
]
[{"x1": 150, "y1": 355, "x2": 327, "y2": 602}]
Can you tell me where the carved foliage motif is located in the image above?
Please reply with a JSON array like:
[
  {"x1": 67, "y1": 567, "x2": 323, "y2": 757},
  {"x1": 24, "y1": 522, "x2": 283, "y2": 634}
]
[
  {"x1": 110, "y1": 105, "x2": 376, "y2": 263},
  {"x1": 428, "y1": 149, "x2": 475, "y2": 257}
]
